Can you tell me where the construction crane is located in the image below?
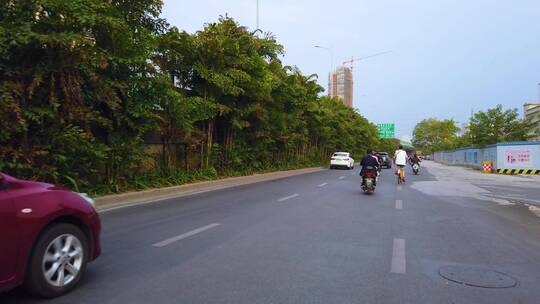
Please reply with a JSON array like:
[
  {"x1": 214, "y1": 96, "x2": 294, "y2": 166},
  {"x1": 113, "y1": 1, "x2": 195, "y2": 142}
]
[{"x1": 342, "y1": 51, "x2": 392, "y2": 72}]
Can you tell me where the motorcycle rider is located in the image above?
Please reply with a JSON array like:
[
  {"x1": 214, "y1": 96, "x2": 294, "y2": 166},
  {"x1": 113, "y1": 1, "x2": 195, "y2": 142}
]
[
  {"x1": 409, "y1": 152, "x2": 421, "y2": 174},
  {"x1": 360, "y1": 148, "x2": 381, "y2": 186},
  {"x1": 409, "y1": 152, "x2": 421, "y2": 166}
]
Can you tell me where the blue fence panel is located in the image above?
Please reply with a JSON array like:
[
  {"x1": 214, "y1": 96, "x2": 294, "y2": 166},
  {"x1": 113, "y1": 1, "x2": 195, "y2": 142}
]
[{"x1": 433, "y1": 142, "x2": 540, "y2": 170}]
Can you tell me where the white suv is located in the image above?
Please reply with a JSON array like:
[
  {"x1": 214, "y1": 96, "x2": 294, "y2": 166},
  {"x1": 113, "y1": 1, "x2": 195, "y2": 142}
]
[{"x1": 330, "y1": 152, "x2": 354, "y2": 170}]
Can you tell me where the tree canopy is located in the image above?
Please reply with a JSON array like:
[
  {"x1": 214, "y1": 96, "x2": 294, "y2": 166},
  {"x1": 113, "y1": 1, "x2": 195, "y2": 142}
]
[
  {"x1": 413, "y1": 104, "x2": 537, "y2": 154},
  {"x1": 469, "y1": 104, "x2": 535, "y2": 147},
  {"x1": 412, "y1": 118, "x2": 459, "y2": 154},
  {"x1": 0, "y1": 2, "x2": 380, "y2": 193}
]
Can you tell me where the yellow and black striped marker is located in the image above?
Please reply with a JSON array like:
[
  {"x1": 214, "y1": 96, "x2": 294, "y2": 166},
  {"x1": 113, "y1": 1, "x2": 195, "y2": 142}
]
[{"x1": 496, "y1": 169, "x2": 540, "y2": 175}]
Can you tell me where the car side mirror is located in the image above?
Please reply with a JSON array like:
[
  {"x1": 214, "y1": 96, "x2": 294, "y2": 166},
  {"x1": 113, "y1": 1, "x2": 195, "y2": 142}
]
[{"x1": 0, "y1": 174, "x2": 8, "y2": 190}]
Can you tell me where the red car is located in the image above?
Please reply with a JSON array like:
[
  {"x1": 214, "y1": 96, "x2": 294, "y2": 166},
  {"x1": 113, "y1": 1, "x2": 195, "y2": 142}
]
[{"x1": 0, "y1": 173, "x2": 101, "y2": 298}]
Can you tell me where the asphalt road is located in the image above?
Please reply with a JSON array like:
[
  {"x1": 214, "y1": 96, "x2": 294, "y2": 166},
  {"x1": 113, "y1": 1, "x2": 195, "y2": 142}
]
[{"x1": 3, "y1": 161, "x2": 540, "y2": 304}]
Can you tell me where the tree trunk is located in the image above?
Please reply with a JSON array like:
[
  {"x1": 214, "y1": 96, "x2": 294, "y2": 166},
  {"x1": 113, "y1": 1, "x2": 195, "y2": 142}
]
[
  {"x1": 161, "y1": 137, "x2": 167, "y2": 170},
  {"x1": 200, "y1": 123, "x2": 206, "y2": 170},
  {"x1": 206, "y1": 119, "x2": 214, "y2": 169},
  {"x1": 184, "y1": 143, "x2": 189, "y2": 171}
]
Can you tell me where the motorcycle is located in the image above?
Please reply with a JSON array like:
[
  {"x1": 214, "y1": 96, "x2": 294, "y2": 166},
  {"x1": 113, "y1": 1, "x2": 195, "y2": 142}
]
[
  {"x1": 412, "y1": 163, "x2": 420, "y2": 175},
  {"x1": 361, "y1": 166, "x2": 377, "y2": 193}
]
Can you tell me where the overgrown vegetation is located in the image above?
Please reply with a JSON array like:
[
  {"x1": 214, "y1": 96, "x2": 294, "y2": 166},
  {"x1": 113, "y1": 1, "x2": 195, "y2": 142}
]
[{"x1": 0, "y1": 1, "x2": 380, "y2": 194}]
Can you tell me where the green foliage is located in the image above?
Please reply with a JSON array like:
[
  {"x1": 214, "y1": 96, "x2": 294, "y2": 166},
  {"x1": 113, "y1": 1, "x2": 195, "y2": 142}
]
[
  {"x1": 412, "y1": 118, "x2": 459, "y2": 153},
  {"x1": 0, "y1": 0, "x2": 165, "y2": 186},
  {"x1": 413, "y1": 104, "x2": 537, "y2": 153},
  {"x1": 469, "y1": 104, "x2": 535, "y2": 147},
  {"x1": 1, "y1": 6, "x2": 381, "y2": 194}
]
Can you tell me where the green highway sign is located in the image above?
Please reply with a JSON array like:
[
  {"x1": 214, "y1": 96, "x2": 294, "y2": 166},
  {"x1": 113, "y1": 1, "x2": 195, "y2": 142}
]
[{"x1": 377, "y1": 123, "x2": 395, "y2": 139}]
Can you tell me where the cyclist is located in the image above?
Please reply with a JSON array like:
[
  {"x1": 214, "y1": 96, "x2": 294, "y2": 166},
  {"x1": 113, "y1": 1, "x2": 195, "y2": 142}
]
[{"x1": 394, "y1": 145, "x2": 408, "y2": 182}]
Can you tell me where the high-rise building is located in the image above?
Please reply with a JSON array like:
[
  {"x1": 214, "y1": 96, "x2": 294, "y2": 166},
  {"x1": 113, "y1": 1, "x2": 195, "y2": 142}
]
[
  {"x1": 328, "y1": 66, "x2": 353, "y2": 108},
  {"x1": 524, "y1": 102, "x2": 540, "y2": 141}
]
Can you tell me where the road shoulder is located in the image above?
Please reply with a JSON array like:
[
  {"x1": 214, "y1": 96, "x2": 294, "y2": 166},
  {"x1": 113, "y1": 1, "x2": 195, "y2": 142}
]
[{"x1": 95, "y1": 167, "x2": 326, "y2": 212}]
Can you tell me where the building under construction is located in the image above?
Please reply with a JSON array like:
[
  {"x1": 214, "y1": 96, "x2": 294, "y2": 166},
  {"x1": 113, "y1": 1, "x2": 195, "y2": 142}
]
[
  {"x1": 524, "y1": 102, "x2": 540, "y2": 141},
  {"x1": 328, "y1": 66, "x2": 353, "y2": 108}
]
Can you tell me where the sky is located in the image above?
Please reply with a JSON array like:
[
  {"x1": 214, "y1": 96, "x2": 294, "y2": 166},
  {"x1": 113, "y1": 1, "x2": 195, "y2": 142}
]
[{"x1": 161, "y1": 0, "x2": 540, "y2": 139}]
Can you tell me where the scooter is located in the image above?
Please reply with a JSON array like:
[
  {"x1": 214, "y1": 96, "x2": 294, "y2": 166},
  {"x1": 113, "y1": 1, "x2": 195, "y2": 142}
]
[
  {"x1": 361, "y1": 166, "x2": 377, "y2": 193},
  {"x1": 412, "y1": 163, "x2": 420, "y2": 175}
]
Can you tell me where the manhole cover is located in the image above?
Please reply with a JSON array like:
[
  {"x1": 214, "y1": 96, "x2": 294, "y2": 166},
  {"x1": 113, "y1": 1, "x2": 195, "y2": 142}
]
[{"x1": 438, "y1": 266, "x2": 517, "y2": 288}]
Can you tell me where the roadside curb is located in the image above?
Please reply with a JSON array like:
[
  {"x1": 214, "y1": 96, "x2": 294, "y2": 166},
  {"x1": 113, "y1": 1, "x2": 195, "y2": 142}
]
[
  {"x1": 483, "y1": 194, "x2": 540, "y2": 208},
  {"x1": 95, "y1": 166, "x2": 326, "y2": 212}
]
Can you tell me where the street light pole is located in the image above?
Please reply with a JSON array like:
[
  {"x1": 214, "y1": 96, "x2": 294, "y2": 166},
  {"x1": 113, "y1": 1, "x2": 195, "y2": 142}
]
[
  {"x1": 314, "y1": 45, "x2": 334, "y2": 95},
  {"x1": 256, "y1": 0, "x2": 259, "y2": 31},
  {"x1": 314, "y1": 45, "x2": 334, "y2": 71}
]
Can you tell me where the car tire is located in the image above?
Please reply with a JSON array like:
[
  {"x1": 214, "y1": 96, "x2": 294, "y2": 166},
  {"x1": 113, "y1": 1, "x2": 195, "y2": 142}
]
[{"x1": 24, "y1": 223, "x2": 89, "y2": 298}]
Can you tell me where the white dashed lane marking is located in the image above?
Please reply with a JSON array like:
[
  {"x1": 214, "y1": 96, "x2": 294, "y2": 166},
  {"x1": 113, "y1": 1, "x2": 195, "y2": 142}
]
[
  {"x1": 339, "y1": 176, "x2": 345, "y2": 180},
  {"x1": 317, "y1": 182, "x2": 328, "y2": 187},
  {"x1": 278, "y1": 193, "x2": 300, "y2": 202},
  {"x1": 153, "y1": 223, "x2": 221, "y2": 248},
  {"x1": 396, "y1": 200, "x2": 403, "y2": 209},
  {"x1": 391, "y1": 238, "x2": 406, "y2": 274}
]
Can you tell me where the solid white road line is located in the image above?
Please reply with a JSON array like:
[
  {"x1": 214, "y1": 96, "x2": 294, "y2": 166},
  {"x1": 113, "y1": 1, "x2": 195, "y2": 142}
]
[
  {"x1": 317, "y1": 182, "x2": 328, "y2": 187},
  {"x1": 153, "y1": 223, "x2": 221, "y2": 248},
  {"x1": 338, "y1": 176, "x2": 345, "y2": 180},
  {"x1": 396, "y1": 199, "x2": 403, "y2": 210},
  {"x1": 390, "y1": 238, "x2": 406, "y2": 274},
  {"x1": 278, "y1": 193, "x2": 300, "y2": 202}
]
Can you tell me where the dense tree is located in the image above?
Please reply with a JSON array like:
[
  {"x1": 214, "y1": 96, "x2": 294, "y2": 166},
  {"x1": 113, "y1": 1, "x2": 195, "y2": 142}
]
[
  {"x1": 0, "y1": 6, "x2": 380, "y2": 193},
  {"x1": 413, "y1": 105, "x2": 537, "y2": 154},
  {"x1": 0, "y1": 0, "x2": 166, "y2": 187},
  {"x1": 412, "y1": 118, "x2": 459, "y2": 153},
  {"x1": 469, "y1": 105, "x2": 535, "y2": 147}
]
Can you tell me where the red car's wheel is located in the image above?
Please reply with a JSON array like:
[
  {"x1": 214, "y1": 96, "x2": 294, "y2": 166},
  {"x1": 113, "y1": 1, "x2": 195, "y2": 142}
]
[{"x1": 24, "y1": 223, "x2": 89, "y2": 298}]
